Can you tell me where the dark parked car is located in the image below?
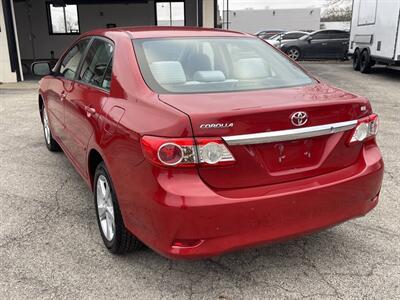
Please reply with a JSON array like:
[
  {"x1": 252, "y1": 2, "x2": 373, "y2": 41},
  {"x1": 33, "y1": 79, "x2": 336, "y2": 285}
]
[
  {"x1": 279, "y1": 30, "x2": 350, "y2": 60},
  {"x1": 255, "y1": 30, "x2": 285, "y2": 39}
]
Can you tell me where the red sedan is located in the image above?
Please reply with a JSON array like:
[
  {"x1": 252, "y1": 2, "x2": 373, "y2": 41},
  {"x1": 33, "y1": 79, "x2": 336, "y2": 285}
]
[{"x1": 32, "y1": 27, "x2": 384, "y2": 259}]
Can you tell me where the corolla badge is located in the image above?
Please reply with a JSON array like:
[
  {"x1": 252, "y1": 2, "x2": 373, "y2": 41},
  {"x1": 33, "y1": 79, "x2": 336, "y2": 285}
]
[
  {"x1": 200, "y1": 123, "x2": 234, "y2": 129},
  {"x1": 290, "y1": 111, "x2": 308, "y2": 127}
]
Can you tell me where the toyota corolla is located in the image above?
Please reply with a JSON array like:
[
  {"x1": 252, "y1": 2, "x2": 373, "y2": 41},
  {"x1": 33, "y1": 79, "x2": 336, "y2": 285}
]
[{"x1": 32, "y1": 27, "x2": 384, "y2": 259}]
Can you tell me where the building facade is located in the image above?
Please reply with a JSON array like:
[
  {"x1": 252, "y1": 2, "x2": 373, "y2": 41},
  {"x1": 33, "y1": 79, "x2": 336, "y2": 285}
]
[
  {"x1": 223, "y1": 8, "x2": 321, "y2": 34},
  {"x1": 0, "y1": 0, "x2": 216, "y2": 82}
]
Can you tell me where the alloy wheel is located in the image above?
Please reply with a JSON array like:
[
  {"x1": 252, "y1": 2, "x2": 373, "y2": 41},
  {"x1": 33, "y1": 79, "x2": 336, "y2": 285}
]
[
  {"x1": 96, "y1": 175, "x2": 115, "y2": 241},
  {"x1": 43, "y1": 109, "x2": 51, "y2": 145},
  {"x1": 287, "y1": 48, "x2": 300, "y2": 60}
]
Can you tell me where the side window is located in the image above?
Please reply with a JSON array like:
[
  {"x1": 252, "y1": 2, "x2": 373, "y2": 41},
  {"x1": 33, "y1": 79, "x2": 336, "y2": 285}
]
[
  {"x1": 60, "y1": 39, "x2": 90, "y2": 80},
  {"x1": 312, "y1": 32, "x2": 329, "y2": 40},
  {"x1": 332, "y1": 31, "x2": 349, "y2": 39},
  {"x1": 79, "y1": 39, "x2": 114, "y2": 89},
  {"x1": 324, "y1": 31, "x2": 349, "y2": 39},
  {"x1": 284, "y1": 33, "x2": 299, "y2": 39},
  {"x1": 293, "y1": 33, "x2": 305, "y2": 39}
]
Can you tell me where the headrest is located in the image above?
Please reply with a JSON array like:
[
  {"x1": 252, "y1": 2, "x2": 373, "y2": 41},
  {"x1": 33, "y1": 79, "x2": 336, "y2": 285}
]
[
  {"x1": 186, "y1": 53, "x2": 213, "y2": 78},
  {"x1": 193, "y1": 71, "x2": 226, "y2": 82},
  {"x1": 234, "y1": 58, "x2": 268, "y2": 80},
  {"x1": 149, "y1": 61, "x2": 186, "y2": 85},
  {"x1": 188, "y1": 53, "x2": 212, "y2": 70}
]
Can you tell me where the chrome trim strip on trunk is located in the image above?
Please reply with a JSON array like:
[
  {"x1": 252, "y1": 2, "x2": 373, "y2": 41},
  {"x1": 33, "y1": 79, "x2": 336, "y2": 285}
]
[{"x1": 222, "y1": 120, "x2": 358, "y2": 146}]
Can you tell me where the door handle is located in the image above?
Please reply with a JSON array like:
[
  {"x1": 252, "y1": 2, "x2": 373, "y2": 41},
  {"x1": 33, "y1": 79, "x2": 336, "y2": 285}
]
[
  {"x1": 85, "y1": 106, "x2": 96, "y2": 117},
  {"x1": 321, "y1": 42, "x2": 328, "y2": 46}
]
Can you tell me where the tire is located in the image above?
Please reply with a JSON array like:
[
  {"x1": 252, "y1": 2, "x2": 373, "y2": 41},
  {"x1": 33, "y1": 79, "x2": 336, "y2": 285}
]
[
  {"x1": 94, "y1": 162, "x2": 142, "y2": 254},
  {"x1": 353, "y1": 49, "x2": 361, "y2": 71},
  {"x1": 41, "y1": 105, "x2": 61, "y2": 152},
  {"x1": 286, "y1": 47, "x2": 301, "y2": 61},
  {"x1": 360, "y1": 50, "x2": 372, "y2": 74}
]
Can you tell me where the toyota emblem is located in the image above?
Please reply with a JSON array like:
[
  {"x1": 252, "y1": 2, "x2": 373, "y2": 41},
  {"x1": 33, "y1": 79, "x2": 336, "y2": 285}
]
[{"x1": 290, "y1": 111, "x2": 308, "y2": 127}]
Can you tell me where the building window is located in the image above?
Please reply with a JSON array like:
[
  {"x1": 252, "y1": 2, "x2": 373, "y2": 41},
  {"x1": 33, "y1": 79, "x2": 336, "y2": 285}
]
[
  {"x1": 156, "y1": 1, "x2": 185, "y2": 26},
  {"x1": 47, "y1": 3, "x2": 80, "y2": 35}
]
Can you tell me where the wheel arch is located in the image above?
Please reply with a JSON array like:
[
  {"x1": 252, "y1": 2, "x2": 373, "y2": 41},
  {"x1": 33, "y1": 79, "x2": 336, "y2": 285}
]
[
  {"x1": 353, "y1": 46, "x2": 371, "y2": 57},
  {"x1": 88, "y1": 148, "x2": 104, "y2": 190},
  {"x1": 38, "y1": 94, "x2": 44, "y2": 123},
  {"x1": 286, "y1": 45, "x2": 301, "y2": 52},
  {"x1": 360, "y1": 47, "x2": 371, "y2": 55}
]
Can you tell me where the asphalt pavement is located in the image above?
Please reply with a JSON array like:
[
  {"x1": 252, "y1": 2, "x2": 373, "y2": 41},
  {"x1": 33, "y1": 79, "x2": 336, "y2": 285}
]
[{"x1": 1, "y1": 62, "x2": 399, "y2": 299}]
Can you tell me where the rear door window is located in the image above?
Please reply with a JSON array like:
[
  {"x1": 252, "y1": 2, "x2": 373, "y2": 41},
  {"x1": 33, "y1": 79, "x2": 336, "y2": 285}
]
[
  {"x1": 331, "y1": 31, "x2": 350, "y2": 39},
  {"x1": 319, "y1": 31, "x2": 349, "y2": 40},
  {"x1": 312, "y1": 32, "x2": 330, "y2": 40},
  {"x1": 79, "y1": 38, "x2": 114, "y2": 89}
]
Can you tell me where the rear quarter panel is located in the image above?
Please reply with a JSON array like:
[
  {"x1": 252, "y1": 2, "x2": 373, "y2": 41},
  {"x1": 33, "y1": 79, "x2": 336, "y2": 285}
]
[{"x1": 85, "y1": 32, "x2": 193, "y2": 240}]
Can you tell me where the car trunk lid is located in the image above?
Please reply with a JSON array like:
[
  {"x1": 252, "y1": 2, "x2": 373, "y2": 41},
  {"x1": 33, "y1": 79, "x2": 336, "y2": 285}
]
[{"x1": 159, "y1": 83, "x2": 372, "y2": 189}]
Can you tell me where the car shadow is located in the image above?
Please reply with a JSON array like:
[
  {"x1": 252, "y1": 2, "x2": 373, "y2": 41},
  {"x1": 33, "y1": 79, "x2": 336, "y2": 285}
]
[
  {"x1": 365, "y1": 66, "x2": 400, "y2": 80},
  {"x1": 116, "y1": 224, "x2": 374, "y2": 295}
]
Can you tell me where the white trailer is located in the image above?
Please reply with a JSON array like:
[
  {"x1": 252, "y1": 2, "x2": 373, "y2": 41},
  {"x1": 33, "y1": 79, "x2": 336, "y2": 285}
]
[{"x1": 349, "y1": 0, "x2": 400, "y2": 73}]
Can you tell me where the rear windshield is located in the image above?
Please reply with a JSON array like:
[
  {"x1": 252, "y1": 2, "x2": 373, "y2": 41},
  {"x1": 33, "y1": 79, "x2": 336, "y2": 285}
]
[{"x1": 133, "y1": 37, "x2": 314, "y2": 94}]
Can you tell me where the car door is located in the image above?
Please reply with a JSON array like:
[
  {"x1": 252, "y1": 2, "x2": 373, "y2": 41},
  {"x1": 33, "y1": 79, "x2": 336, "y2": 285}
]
[
  {"x1": 329, "y1": 30, "x2": 350, "y2": 58},
  {"x1": 304, "y1": 32, "x2": 332, "y2": 58},
  {"x1": 46, "y1": 38, "x2": 90, "y2": 142},
  {"x1": 63, "y1": 37, "x2": 114, "y2": 175}
]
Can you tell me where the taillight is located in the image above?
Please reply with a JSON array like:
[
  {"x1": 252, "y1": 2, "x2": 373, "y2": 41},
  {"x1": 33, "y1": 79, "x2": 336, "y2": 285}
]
[
  {"x1": 349, "y1": 114, "x2": 379, "y2": 144},
  {"x1": 196, "y1": 138, "x2": 236, "y2": 165},
  {"x1": 158, "y1": 143, "x2": 186, "y2": 166},
  {"x1": 141, "y1": 136, "x2": 235, "y2": 167}
]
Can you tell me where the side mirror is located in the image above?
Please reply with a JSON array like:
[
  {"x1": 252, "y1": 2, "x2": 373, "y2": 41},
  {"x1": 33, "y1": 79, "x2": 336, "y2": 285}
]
[
  {"x1": 306, "y1": 36, "x2": 313, "y2": 43},
  {"x1": 31, "y1": 61, "x2": 52, "y2": 76}
]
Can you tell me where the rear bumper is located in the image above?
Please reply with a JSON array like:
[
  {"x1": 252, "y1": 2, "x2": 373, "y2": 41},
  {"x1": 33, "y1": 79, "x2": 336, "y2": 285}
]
[{"x1": 130, "y1": 142, "x2": 383, "y2": 259}]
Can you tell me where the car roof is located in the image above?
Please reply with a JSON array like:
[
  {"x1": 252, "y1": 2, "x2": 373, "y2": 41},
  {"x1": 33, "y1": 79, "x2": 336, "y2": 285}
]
[
  {"x1": 255, "y1": 30, "x2": 285, "y2": 34},
  {"x1": 256, "y1": 29, "x2": 285, "y2": 32},
  {"x1": 283, "y1": 31, "x2": 308, "y2": 34},
  {"x1": 311, "y1": 29, "x2": 349, "y2": 34},
  {"x1": 83, "y1": 26, "x2": 250, "y2": 39}
]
